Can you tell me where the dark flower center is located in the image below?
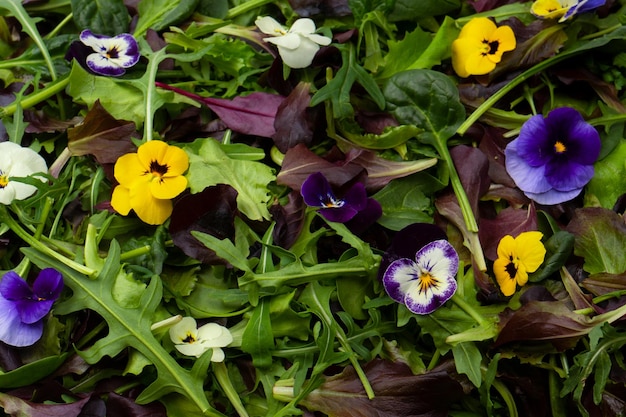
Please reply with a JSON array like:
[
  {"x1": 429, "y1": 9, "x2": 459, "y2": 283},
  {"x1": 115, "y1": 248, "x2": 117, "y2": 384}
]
[
  {"x1": 105, "y1": 46, "x2": 120, "y2": 59},
  {"x1": 505, "y1": 255, "x2": 517, "y2": 279},
  {"x1": 149, "y1": 160, "x2": 169, "y2": 177},
  {"x1": 482, "y1": 39, "x2": 500, "y2": 56},
  {"x1": 418, "y1": 272, "x2": 439, "y2": 294},
  {"x1": 182, "y1": 332, "x2": 196, "y2": 343}
]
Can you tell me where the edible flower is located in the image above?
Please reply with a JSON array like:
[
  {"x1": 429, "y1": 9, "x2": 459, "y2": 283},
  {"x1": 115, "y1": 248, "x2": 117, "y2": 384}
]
[
  {"x1": 531, "y1": 0, "x2": 606, "y2": 22},
  {"x1": 0, "y1": 141, "x2": 48, "y2": 205},
  {"x1": 300, "y1": 172, "x2": 381, "y2": 226},
  {"x1": 504, "y1": 107, "x2": 600, "y2": 205},
  {"x1": 0, "y1": 269, "x2": 64, "y2": 347},
  {"x1": 255, "y1": 16, "x2": 331, "y2": 68},
  {"x1": 169, "y1": 317, "x2": 233, "y2": 360},
  {"x1": 111, "y1": 140, "x2": 189, "y2": 225},
  {"x1": 382, "y1": 239, "x2": 459, "y2": 315},
  {"x1": 451, "y1": 17, "x2": 516, "y2": 78},
  {"x1": 493, "y1": 232, "x2": 546, "y2": 296},
  {"x1": 66, "y1": 29, "x2": 140, "y2": 76}
]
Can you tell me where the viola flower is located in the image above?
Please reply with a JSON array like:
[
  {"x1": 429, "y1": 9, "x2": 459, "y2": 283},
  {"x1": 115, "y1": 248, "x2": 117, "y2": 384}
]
[
  {"x1": 382, "y1": 240, "x2": 459, "y2": 315},
  {"x1": 169, "y1": 317, "x2": 233, "y2": 360},
  {"x1": 493, "y1": 232, "x2": 546, "y2": 296},
  {"x1": 531, "y1": 0, "x2": 606, "y2": 22},
  {"x1": 0, "y1": 141, "x2": 48, "y2": 205},
  {"x1": 504, "y1": 107, "x2": 601, "y2": 205},
  {"x1": 0, "y1": 269, "x2": 63, "y2": 347},
  {"x1": 111, "y1": 140, "x2": 189, "y2": 225},
  {"x1": 451, "y1": 17, "x2": 516, "y2": 78},
  {"x1": 255, "y1": 16, "x2": 331, "y2": 69},
  {"x1": 66, "y1": 29, "x2": 140, "y2": 76},
  {"x1": 300, "y1": 172, "x2": 381, "y2": 226}
]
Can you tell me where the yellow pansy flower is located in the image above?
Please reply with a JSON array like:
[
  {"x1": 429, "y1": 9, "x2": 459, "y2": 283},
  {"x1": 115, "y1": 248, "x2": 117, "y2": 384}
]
[
  {"x1": 451, "y1": 17, "x2": 516, "y2": 78},
  {"x1": 111, "y1": 140, "x2": 189, "y2": 225},
  {"x1": 493, "y1": 231, "x2": 546, "y2": 296}
]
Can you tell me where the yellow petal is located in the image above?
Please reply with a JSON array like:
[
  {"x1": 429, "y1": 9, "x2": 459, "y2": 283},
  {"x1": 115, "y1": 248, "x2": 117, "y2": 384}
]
[
  {"x1": 458, "y1": 17, "x2": 497, "y2": 42},
  {"x1": 114, "y1": 153, "x2": 146, "y2": 187},
  {"x1": 162, "y1": 145, "x2": 189, "y2": 177},
  {"x1": 531, "y1": 0, "x2": 568, "y2": 19},
  {"x1": 514, "y1": 231, "x2": 546, "y2": 273},
  {"x1": 130, "y1": 184, "x2": 173, "y2": 225},
  {"x1": 451, "y1": 38, "x2": 483, "y2": 78},
  {"x1": 496, "y1": 235, "x2": 516, "y2": 259},
  {"x1": 493, "y1": 257, "x2": 517, "y2": 296},
  {"x1": 150, "y1": 175, "x2": 188, "y2": 200},
  {"x1": 464, "y1": 52, "x2": 497, "y2": 76},
  {"x1": 515, "y1": 264, "x2": 529, "y2": 287},
  {"x1": 490, "y1": 25, "x2": 516, "y2": 57},
  {"x1": 137, "y1": 140, "x2": 169, "y2": 169},
  {"x1": 111, "y1": 185, "x2": 131, "y2": 215}
]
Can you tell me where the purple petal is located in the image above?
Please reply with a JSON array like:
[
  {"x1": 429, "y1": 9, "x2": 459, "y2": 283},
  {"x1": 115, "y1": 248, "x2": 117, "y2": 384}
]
[
  {"x1": 33, "y1": 268, "x2": 64, "y2": 301},
  {"x1": 0, "y1": 271, "x2": 33, "y2": 300},
  {"x1": 341, "y1": 182, "x2": 368, "y2": 212},
  {"x1": 562, "y1": 119, "x2": 601, "y2": 165},
  {"x1": 524, "y1": 187, "x2": 583, "y2": 205},
  {"x1": 504, "y1": 139, "x2": 552, "y2": 194},
  {"x1": 0, "y1": 296, "x2": 43, "y2": 347},
  {"x1": 86, "y1": 54, "x2": 127, "y2": 76},
  {"x1": 318, "y1": 205, "x2": 359, "y2": 223},
  {"x1": 382, "y1": 258, "x2": 419, "y2": 303},
  {"x1": 15, "y1": 299, "x2": 54, "y2": 324},
  {"x1": 514, "y1": 115, "x2": 553, "y2": 167},
  {"x1": 346, "y1": 197, "x2": 382, "y2": 234},
  {"x1": 545, "y1": 159, "x2": 595, "y2": 191},
  {"x1": 301, "y1": 172, "x2": 335, "y2": 207}
]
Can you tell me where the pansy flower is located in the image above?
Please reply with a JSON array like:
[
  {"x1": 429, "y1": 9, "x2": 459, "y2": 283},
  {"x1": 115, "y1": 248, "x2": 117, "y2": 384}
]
[
  {"x1": 451, "y1": 17, "x2": 516, "y2": 78},
  {"x1": 300, "y1": 172, "x2": 381, "y2": 229},
  {"x1": 111, "y1": 140, "x2": 189, "y2": 225},
  {"x1": 0, "y1": 269, "x2": 63, "y2": 347},
  {"x1": 66, "y1": 29, "x2": 140, "y2": 76},
  {"x1": 531, "y1": 0, "x2": 606, "y2": 22},
  {"x1": 382, "y1": 239, "x2": 459, "y2": 315},
  {"x1": 255, "y1": 16, "x2": 331, "y2": 69},
  {"x1": 504, "y1": 107, "x2": 601, "y2": 205},
  {"x1": 493, "y1": 232, "x2": 546, "y2": 296},
  {"x1": 0, "y1": 141, "x2": 48, "y2": 205},
  {"x1": 169, "y1": 317, "x2": 233, "y2": 360}
]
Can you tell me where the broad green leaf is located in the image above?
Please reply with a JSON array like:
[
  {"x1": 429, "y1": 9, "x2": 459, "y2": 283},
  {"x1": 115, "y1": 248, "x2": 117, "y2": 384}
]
[
  {"x1": 532, "y1": 231, "x2": 575, "y2": 282},
  {"x1": 373, "y1": 174, "x2": 435, "y2": 230},
  {"x1": 0, "y1": 354, "x2": 68, "y2": 389},
  {"x1": 23, "y1": 243, "x2": 226, "y2": 417},
  {"x1": 71, "y1": 0, "x2": 130, "y2": 35},
  {"x1": 242, "y1": 298, "x2": 274, "y2": 368},
  {"x1": 567, "y1": 207, "x2": 626, "y2": 275},
  {"x1": 134, "y1": 0, "x2": 200, "y2": 37},
  {"x1": 585, "y1": 138, "x2": 626, "y2": 209},
  {"x1": 452, "y1": 342, "x2": 482, "y2": 387},
  {"x1": 185, "y1": 138, "x2": 275, "y2": 221}
]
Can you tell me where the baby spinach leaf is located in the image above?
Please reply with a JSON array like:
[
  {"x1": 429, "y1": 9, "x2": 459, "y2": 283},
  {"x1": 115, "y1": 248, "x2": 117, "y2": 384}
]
[
  {"x1": 452, "y1": 341, "x2": 482, "y2": 387},
  {"x1": 71, "y1": 0, "x2": 130, "y2": 35},
  {"x1": 241, "y1": 298, "x2": 274, "y2": 368},
  {"x1": 134, "y1": 0, "x2": 200, "y2": 37}
]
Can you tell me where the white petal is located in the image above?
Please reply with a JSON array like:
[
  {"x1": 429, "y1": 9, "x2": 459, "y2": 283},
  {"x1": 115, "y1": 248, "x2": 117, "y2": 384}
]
[
  {"x1": 289, "y1": 18, "x2": 317, "y2": 35},
  {"x1": 0, "y1": 186, "x2": 17, "y2": 205},
  {"x1": 198, "y1": 322, "x2": 233, "y2": 347},
  {"x1": 169, "y1": 317, "x2": 198, "y2": 344},
  {"x1": 415, "y1": 240, "x2": 459, "y2": 287},
  {"x1": 278, "y1": 38, "x2": 320, "y2": 68},
  {"x1": 210, "y1": 347, "x2": 225, "y2": 362},
  {"x1": 255, "y1": 16, "x2": 285, "y2": 36},
  {"x1": 303, "y1": 33, "x2": 332, "y2": 46},
  {"x1": 266, "y1": 33, "x2": 301, "y2": 49},
  {"x1": 175, "y1": 343, "x2": 209, "y2": 358}
]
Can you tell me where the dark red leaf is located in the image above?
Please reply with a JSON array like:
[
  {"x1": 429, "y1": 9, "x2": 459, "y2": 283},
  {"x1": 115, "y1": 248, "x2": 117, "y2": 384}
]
[
  {"x1": 270, "y1": 190, "x2": 306, "y2": 249},
  {"x1": 272, "y1": 82, "x2": 315, "y2": 152},
  {"x1": 450, "y1": 145, "x2": 490, "y2": 218},
  {"x1": 478, "y1": 205, "x2": 538, "y2": 261}
]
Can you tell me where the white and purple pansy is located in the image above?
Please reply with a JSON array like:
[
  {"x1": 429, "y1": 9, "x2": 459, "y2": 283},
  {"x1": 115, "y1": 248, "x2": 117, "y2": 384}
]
[
  {"x1": 66, "y1": 30, "x2": 140, "y2": 76},
  {"x1": 382, "y1": 239, "x2": 459, "y2": 315}
]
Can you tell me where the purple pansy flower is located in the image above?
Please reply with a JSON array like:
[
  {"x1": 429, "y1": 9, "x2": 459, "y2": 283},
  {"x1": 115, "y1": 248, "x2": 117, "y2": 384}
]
[
  {"x1": 300, "y1": 172, "x2": 381, "y2": 225},
  {"x1": 382, "y1": 239, "x2": 459, "y2": 315},
  {"x1": 0, "y1": 268, "x2": 63, "y2": 347},
  {"x1": 504, "y1": 107, "x2": 601, "y2": 205},
  {"x1": 562, "y1": 0, "x2": 606, "y2": 20},
  {"x1": 66, "y1": 30, "x2": 140, "y2": 76}
]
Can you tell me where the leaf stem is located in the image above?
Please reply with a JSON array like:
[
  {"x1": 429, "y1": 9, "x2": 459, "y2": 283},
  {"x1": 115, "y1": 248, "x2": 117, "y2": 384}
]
[
  {"x1": 451, "y1": 292, "x2": 488, "y2": 327},
  {"x1": 213, "y1": 362, "x2": 250, "y2": 417},
  {"x1": 226, "y1": 0, "x2": 275, "y2": 19},
  {"x1": 0, "y1": 75, "x2": 70, "y2": 117}
]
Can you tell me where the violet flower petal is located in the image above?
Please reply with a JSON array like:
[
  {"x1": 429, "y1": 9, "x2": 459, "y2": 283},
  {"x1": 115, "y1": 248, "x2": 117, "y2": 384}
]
[
  {"x1": 0, "y1": 271, "x2": 33, "y2": 300},
  {"x1": 301, "y1": 172, "x2": 335, "y2": 208},
  {"x1": 514, "y1": 115, "x2": 553, "y2": 167},
  {"x1": 545, "y1": 159, "x2": 594, "y2": 191},
  {"x1": 33, "y1": 268, "x2": 64, "y2": 301},
  {"x1": 524, "y1": 187, "x2": 583, "y2": 206},
  {"x1": 382, "y1": 258, "x2": 419, "y2": 303},
  {"x1": 0, "y1": 296, "x2": 43, "y2": 347},
  {"x1": 79, "y1": 30, "x2": 140, "y2": 76},
  {"x1": 341, "y1": 182, "x2": 368, "y2": 212},
  {"x1": 15, "y1": 299, "x2": 55, "y2": 324},
  {"x1": 318, "y1": 205, "x2": 359, "y2": 223},
  {"x1": 504, "y1": 140, "x2": 552, "y2": 194}
]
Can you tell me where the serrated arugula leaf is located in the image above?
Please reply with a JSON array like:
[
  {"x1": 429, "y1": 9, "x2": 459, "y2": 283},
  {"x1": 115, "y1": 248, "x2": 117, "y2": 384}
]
[{"x1": 23, "y1": 243, "x2": 226, "y2": 417}]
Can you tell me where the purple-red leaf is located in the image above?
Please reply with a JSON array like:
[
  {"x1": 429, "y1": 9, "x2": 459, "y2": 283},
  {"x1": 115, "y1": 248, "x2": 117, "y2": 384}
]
[
  {"x1": 478, "y1": 205, "x2": 538, "y2": 261},
  {"x1": 67, "y1": 100, "x2": 136, "y2": 164},
  {"x1": 272, "y1": 82, "x2": 315, "y2": 152},
  {"x1": 450, "y1": 145, "x2": 490, "y2": 218},
  {"x1": 300, "y1": 359, "x2": 466, "y2": 417},
  {"x1": 270, "y1": 190, "x2": 306, "y2": 249}
]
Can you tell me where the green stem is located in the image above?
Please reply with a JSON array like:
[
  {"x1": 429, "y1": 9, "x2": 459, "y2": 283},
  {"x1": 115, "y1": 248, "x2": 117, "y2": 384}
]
[
  {"x1": 213, "y1": 362, "x2": 250, "y2": 417},
  {"x1": 451, "y1": 292, "x2": 488, "y2": 327},
  {"x1": 226, "y1": 0, "x2": 274, "y2": 19},
  {"x1": 2, "y1": 207, "x2": 97, "y2": 278},
  {"x1": 120, "y1": 245, "x2": 152, "y2": 261},
  {"x1": 45, "y1": 12, "x2": 73, "y2": 39},
  {"x1": 0, "y1": 75, "x2": 70, "y2": 117},
  {"x1": 426, "y1": 349, "x2": 441, "y2": 371},
  {"x1": 492, "y1": 379, "x2": 519, "y2": 417}
]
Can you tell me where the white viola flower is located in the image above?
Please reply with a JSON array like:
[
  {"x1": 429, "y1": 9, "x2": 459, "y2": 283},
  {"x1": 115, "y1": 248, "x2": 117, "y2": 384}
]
[
  {"x1": 169, "y1": 317, "x2": 233, "y2": 361},
  {"x1": 79, "y1": 30, "x2": 140, "y2": 76},
  {"x1": 255, "y1": 16, "x2": 331, "y2": 69},
  {"x1": 0, "y1": 142, "x2": 48, "y2": 205}
]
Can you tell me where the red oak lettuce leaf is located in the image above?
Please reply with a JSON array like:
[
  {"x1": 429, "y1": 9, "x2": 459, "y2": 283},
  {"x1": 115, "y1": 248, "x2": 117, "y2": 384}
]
[
  {"x1": 299, "y1": 359, "x2": 467, "y2": 417},
  {"x1": 581, "y1": 272, "x2": 626, "y2": 296},
  {"x1": 106, "y1": 392, "x2": 167, "y2": 416},
  {"x1": 169, "y1": 185, "x2": 238, "y2": 264},
  {"x1": 473, "y1": 124, "x2": 517, "y2": 188},
  {"x1": 155, "y1": 82, "x2": 284, "y2": 138},
  {"x1": 270, "y1": 190, "x2": 306, "y2": 249},
  {"x1": 0, "y1": 392, "x2": 92, "y2": 417},
  {"x1": 478, "y1": 205, "x2": 538, "y2": 261},
  {"x1": 67, "y1": 100, "x2": 137, "y2": 164},
  {"x1": 450, "y1": 145, "x2": 490, "y2": 218},
  {"x1": 24, "y1": 110, "x2": 81, "y2": 134},
  {"x1": 272, "y1": 82, "x2": 315, "y2": 152},
  {"x1": 495, "y1": 300, "x2": 595, "y2": 350}
]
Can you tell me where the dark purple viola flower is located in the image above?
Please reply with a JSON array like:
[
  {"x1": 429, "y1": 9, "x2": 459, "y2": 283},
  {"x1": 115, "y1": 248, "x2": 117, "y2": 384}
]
[
  {"x1": 0, "y1": 268, "x2": 63, "y2": 347},
  {"x1": 66, "y1": 30, "x2": 140, "y2": 76},
  {"x1": 562, "y1": 0, "x2": 606, "y2": 20},
  {"x1": 382, "y1": 240, "x2": 459, "y2": 315},
  {"x1": 504, "y1": 107, "x2": 600, "y2": 205},
  {"x1": 301, "y1": 172, "x2": 369, "y2": 223}
]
